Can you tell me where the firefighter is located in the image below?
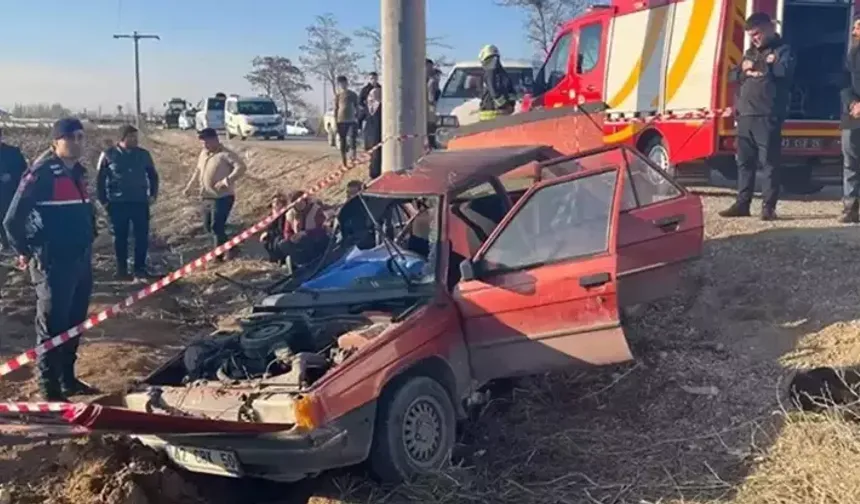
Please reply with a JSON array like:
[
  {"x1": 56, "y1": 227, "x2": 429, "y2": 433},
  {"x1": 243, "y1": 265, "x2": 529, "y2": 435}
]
[
  {"x1": 2, "y1": 118, "x2": 99, "y2": 401},
  {"x1": 719, "y1": 12, "x2": 795, "y2": 221},
  {"x1": 839, "y1": 15, "x2": 860, "y2": 223},
  {"x1": 477, "y1": 44, "x2": 516, "y2": 122},
  {"x1": 0, "y1": 127, "x2": 28, "y2": 255},
  {"x1": 96, "y1": 125, "x2": 160, "y2": 280}
]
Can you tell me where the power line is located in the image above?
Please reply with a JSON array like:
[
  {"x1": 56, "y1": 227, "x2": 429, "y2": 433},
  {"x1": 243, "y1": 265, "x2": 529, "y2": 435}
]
[{"x1": 113, "y1": 31, "x2": 160, "y2": 127}]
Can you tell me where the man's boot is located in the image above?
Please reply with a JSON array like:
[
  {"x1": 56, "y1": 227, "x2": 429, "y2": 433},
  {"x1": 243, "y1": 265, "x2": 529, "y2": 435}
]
[
  {"x1": 718, "y1": 202, "x2": 751, "y2": 218},
  {"x1": 839, "y1": 199, "x2": 860, "y2": 224},
  {"x1": 761, "y1": 206, "x2": 778, "y2": 221},
  {"x1": 60, "y1": 359, "x2": 99, "y2": 397},
  {"x1": 39, "y1": 372, "x2": 67, "y2": 402}
]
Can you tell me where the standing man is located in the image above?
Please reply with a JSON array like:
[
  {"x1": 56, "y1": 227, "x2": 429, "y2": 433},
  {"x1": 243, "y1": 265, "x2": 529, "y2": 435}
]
[
  {"x1": 334, "y1": 75, "x2": 360, "y2": 167},
  {"x1": 477, "y1": 45, "x2": 516, "y2": 122},
  {"x1": 358, "y1": 72, "x2": 381, "y2": 132},
  {"x1": 0, "y1": 127, "x2": 28, "y2": 255},
  {"x1": 839, "y1": 15, "x2": 860, "y2": 223},
  {"x1": 96, "y1": 125, "x2": 159, "y2": 280},
  {"x1": 719, "y1": 13, "x2": 795, "y2": 221},
  {"x1": 183, "y1": 128, "x2": 246, "y2": 258},
  {"x1": 426, "y1": 59, "x2": 441, "y2": 149},
  {"x1": 2, "y1": 118, "x2": 98, "y2": 401}
]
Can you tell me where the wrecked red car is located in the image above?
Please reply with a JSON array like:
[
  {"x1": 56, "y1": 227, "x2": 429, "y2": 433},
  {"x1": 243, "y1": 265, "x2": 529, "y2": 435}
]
[{"x1": 69, "y1": 144, "x2": 703, "y2": 483}]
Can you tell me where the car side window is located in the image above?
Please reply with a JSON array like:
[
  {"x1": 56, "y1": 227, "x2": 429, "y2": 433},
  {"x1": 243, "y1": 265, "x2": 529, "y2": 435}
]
[
  {"x1": 481, "y1": 170, "x2": 616, "y2": 273},
  {"x1": 576, "y1": 23, "x2": 603, "y2": 74},
  {"x1": 622, "y1": 152, "x2": 681, "y2": 208},
  {"x1": 541, "y1": 32, "x2": 573, "y2": 90}
]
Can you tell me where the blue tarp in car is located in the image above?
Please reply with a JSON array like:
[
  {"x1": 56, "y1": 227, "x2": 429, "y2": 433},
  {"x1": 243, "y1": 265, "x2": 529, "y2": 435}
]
[{"x1": 300, "y1": 244, "x2": 427, "y2": 290}]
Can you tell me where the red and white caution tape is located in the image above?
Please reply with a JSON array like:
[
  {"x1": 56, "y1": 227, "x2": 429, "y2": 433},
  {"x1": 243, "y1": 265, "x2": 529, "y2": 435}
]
[
  {"x1": 0, "y1": 133, "x2": 423, "y2": 380},
  {"x1": 0, "y1": 402, "x2": 78, "y2": 414},
  {"x1": 606, "y1": 107, "x2": 734, "y2": 124}
]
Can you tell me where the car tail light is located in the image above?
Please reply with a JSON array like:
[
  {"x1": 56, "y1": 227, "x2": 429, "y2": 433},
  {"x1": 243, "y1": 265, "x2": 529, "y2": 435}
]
[{"x1": 294, "y1": 394, "x2": 323, "y2": 430}]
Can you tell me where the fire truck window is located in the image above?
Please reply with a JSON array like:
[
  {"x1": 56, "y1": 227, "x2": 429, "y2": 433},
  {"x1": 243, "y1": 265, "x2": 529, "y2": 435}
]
[
  {"x1": 541, "y1": 32, "x2": 573, "y2": 90},
  {"x1": 481, "y1": 170, "x2": 616, "y2": 273},
  {"x1": 577, "y1": 23, "x2": 602, "y2": 74},
  {"x1": 626, "y1": 154, "x2": 681, "y2": 206}
]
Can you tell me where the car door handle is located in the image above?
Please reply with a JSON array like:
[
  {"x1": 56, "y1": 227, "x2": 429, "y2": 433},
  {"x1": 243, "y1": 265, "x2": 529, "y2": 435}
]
[
  {"x1": 580, "y1": 272, "x2": 611, "y2": 288},
  {"x1": 585, "y1": 84, "x2": 596, "y2": 91},
  {"x1": 652, "y1": 214, "x2": 685, "y2": 232}
]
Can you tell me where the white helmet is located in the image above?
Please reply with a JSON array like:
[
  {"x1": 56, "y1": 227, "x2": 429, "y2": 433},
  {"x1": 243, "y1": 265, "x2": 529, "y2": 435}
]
[{"x1": 478, "y1": 44, "x2": 500, "y2": 62}]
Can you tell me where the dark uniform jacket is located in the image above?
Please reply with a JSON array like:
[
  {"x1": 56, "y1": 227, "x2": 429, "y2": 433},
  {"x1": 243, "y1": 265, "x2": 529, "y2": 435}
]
[
  {"x1": 480, "y1": 55, "x2": 516, "y2": 113},
  {"x1": 841, "y1": 44, "x2": 860, "y2": 130},
  {"x1": 96, "y1": 145, "x2": 159, "y2": 204},
  {"x1": 2, "y1": 151, "x2": 96, "y2": 261},
  {"x1": 0, "y1": 143, "x2": 28, "y2": 206},
  {"x1": 734, "y1": 35, "x2": 795, "y2": 119}
]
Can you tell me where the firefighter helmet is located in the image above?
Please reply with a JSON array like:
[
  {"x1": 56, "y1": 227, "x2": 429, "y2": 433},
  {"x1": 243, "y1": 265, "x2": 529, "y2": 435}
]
[{"x1": 478, "y1": 44, "x2": 500, "y2": 62}]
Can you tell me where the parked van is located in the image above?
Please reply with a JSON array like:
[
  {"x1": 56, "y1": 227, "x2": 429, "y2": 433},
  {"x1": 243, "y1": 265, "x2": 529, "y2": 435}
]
[
  {"x1": 225, "y1": 95, "x2": 286, "y2": 140},
  {"x1": 435, "y1": 60, "x2": 535, "y2": 130},
  {"x1": 195, "y1": 93, "x2": 227, "y2": 132}
]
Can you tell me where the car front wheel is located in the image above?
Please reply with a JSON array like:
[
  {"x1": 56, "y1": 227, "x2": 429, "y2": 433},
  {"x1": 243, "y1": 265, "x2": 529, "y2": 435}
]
[{"x1": 369, "y1": 376, "x2": 456, "y2": 483}]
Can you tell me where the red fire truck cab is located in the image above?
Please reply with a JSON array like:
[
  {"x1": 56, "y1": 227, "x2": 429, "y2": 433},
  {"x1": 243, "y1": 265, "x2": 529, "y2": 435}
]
[{"x1": 522, "y1": 0, "x2": 856, "y2": 186}]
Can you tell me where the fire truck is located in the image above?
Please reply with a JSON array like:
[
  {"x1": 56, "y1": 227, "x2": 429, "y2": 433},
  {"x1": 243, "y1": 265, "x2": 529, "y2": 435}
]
[{"x1": 521, "y1": 0, "x2": 854, "y2": 187}]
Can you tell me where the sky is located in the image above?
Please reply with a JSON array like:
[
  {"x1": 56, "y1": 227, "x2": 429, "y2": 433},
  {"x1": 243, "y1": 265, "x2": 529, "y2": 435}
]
[{"x1": 0, "y1": 0, "x2": 535, "y2": 115}]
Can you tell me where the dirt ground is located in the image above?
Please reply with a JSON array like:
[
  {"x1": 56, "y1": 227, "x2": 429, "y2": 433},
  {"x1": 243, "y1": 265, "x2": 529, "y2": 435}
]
[{"x1": 1, "y1": 126, "x2": 859, "y2": 503}]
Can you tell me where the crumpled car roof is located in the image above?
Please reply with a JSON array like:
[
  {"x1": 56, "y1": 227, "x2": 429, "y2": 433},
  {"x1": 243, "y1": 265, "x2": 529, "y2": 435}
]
[{"x1": 365, "y1": 145, "x2": 561, "y2": 196}]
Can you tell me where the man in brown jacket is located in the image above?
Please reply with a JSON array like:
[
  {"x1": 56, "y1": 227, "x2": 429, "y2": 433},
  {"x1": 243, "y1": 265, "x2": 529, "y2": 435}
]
[{"x1": 183, "y1": 128, "x2": 247, "y2": 255}]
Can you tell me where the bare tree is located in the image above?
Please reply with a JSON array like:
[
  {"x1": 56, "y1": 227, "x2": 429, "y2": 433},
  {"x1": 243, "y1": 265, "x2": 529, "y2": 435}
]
[
  {"x1": 496, "y1": 0, "x2": 589, "y2": 56},
  {"x1": 245, "y1": 56, "x2": 312, "y2": 114},
  {"x1": 354, "y1": 27, "x2": 454, "y2": 73},
  {"x1": 299, "y1": 13, "x2": 364, "y2": 94}
]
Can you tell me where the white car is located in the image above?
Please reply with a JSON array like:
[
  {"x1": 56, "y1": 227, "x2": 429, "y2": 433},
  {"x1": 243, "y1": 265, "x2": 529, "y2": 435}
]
[
  {"x1": 195, "y1": 94, "x2": 227, "y2": 132},
  {"x1": 285, "y1": 120, "x2": 310, "y2": 136},
  {"x1": 434, "y1": 60, "x2": 535, "y2": 137},
  {"x1": 178, "y1": 110, "x2": 196, "y2": 130},
  {"x1": 225, "y1": 95, "x2": 285, "y2": 140}
]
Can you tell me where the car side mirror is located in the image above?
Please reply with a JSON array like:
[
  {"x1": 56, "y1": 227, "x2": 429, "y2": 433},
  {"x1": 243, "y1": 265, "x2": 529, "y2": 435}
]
[{"x1": 459, "y1": 259, "x2": 477, "y2": 282}]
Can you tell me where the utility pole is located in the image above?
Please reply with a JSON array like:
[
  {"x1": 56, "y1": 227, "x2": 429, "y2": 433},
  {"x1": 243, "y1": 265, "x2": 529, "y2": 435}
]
[
  {"x1": 113, "y1": 31, "x2": 160, "y2": 127},
  {"x1": 381, "y1": 0, "x2": 426, "y2": 173}
]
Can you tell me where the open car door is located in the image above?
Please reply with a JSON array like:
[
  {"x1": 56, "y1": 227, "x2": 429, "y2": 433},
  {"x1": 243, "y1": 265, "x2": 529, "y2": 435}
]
[{"x1": 452, "y1": 162, "x2": 631, "y2": 384}]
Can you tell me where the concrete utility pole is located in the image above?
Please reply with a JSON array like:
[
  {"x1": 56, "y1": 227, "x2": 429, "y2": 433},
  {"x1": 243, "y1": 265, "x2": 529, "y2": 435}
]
[
  {"x1": 381, "y1": 0, "x2": 427, "y2": 173},
  {"x1": 113, "y1": 31, "x2": 160, "y2": 127}
]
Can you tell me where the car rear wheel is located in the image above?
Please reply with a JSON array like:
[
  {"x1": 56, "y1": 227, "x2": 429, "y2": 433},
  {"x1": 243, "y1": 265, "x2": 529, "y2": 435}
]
[
  {"x1": 642, "y1": 135, "x2": 677, "y2": 180},
  {"x1": 369, "y1": 376, "x2": 456, "y2": 483},
  {"x1": 226, "y1": 127, "x2": 234, "y2": 140}
]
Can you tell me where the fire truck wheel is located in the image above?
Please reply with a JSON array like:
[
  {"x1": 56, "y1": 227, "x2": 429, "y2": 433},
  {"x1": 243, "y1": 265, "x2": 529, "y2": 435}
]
[
  {"x1": 370, "y1": 375, "x2": 456, "y2": 483},
  {"x1": 642, "y1": 136, "x2": 676, "y2": 179}
]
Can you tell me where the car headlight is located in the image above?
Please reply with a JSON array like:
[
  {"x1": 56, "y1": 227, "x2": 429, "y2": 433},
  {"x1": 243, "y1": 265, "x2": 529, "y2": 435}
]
[{"x1": 437, "y1": 115, "x2": 459, "y2": 128}]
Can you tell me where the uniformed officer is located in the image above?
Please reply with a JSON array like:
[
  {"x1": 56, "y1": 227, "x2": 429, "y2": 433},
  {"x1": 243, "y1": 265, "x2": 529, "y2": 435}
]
[
  {"x1": 719, "y1": 12, "x2": 795, "y2": 221},
  {"x1": 2, "y1": 118, "x2": 99, "y2": 401}
]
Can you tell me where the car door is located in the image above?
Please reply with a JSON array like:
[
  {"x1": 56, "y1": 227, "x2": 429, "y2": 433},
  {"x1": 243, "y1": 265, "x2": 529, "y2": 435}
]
[
  {"x1": 533, "y1": 30, "x2": 575, "y2": 109},
  {"x1": 452, "y1": 165, "x2": 631, "y2": 384},
  {"x1": 614, "y1": 149, "x2": 704, "y2": 306},
  {"x1": 570, "y1": 15, "x2": 610, "y2": 105}
]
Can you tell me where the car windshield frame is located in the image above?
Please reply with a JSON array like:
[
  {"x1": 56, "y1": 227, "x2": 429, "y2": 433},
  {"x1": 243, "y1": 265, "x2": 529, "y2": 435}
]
[
  {"x1": 441, "y1": 66, "x2": 535, "y2": 100},
  {"x1": 206, "y1": 98, "x2": 226, "y2": 111},
  {"x1": 237, "y1": 100, "x2": 278, "y2": 115},
  {"x1": 300, "y1": 193, "x2": 444, "y2": 292}
]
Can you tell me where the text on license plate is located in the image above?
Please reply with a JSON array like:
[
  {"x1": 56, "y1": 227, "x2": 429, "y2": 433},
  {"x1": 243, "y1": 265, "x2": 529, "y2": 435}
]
[
  {"x1": 782, "y1": 137, "x2": 823, "y2": 149},
  {"x1": 165, "y1": 445, "x2": 243, "y2": 477}
]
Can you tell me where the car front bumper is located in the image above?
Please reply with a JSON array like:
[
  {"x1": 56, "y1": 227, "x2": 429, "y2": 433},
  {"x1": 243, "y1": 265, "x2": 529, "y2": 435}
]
[
  {"x1": 133, "y1": 401, "x2": 376, "y2": 482},
  {"x1": 242, "y1": 124, "x2": 285, "y2": 137}
]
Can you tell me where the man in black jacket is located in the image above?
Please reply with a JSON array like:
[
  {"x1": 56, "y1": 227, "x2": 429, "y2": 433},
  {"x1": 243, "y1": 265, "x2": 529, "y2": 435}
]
[
  {"x1": 0, "y1": 128, "x2": 28, "y2": 254},
  {"x1": 719, "y1": 12, "x2": 795, "y2": 221},
  {"x1": 478, "y1": 44, "x2": 516, "y2": 122},
  {"x1": 96, "y1": 125, "x2": 159, "y2": 280},
  {"x1": 3, "y1": 118, "x2": 99, "y2": 401},
  {"x1": 357, "y1": 72, "x2": 381, "y2": 131},
  {"x1": 839, "y1": 16, "x2": 860, "y2": 223}
]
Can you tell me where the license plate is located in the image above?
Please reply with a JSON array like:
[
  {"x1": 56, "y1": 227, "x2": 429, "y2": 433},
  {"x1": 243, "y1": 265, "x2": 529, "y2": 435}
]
[
  {"x1": 165, "y1": 445, "x2": 243, "y2": 477},
  {"x1": 782, "y1": 137, "x2": 822, "y2": 149}
]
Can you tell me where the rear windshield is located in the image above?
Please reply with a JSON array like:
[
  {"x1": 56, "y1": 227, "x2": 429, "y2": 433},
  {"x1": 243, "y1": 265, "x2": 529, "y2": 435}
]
[
  {"x1": 441, "y1": 66, "x2": 534, "y2": 99},
  {"x1": 237, "y1": 100, "x2": 278, "y2": 115},
  {"x1": 206, "y1": 98, "x2": 226, "y2": 111}
]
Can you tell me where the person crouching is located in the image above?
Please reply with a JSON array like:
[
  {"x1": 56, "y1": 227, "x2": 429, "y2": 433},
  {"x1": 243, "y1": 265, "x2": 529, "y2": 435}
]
[
  {"x1": 260, "y1": 192, "x2": 288, "y2": 265},
  {"x1": 268, "y1": 191, "x2": 329, "y2": 268}
]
